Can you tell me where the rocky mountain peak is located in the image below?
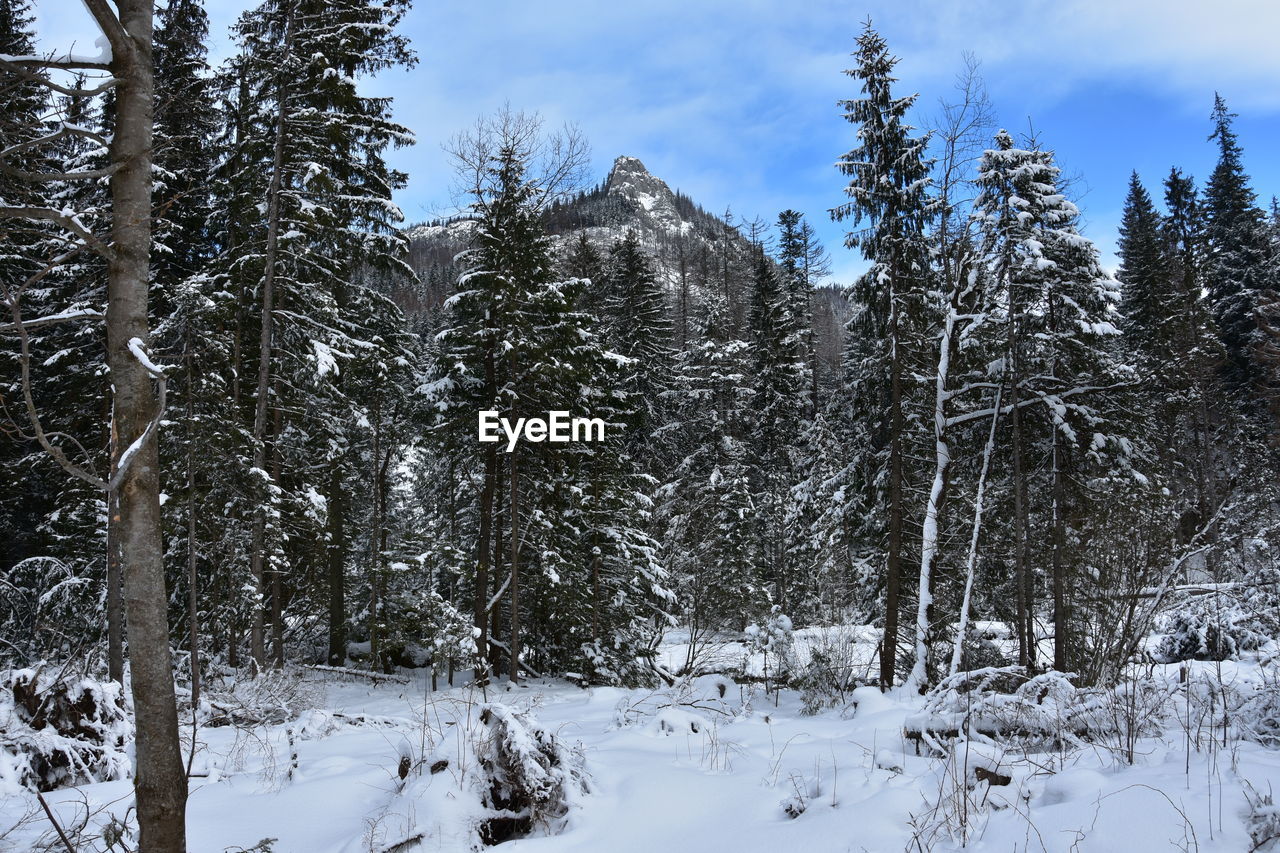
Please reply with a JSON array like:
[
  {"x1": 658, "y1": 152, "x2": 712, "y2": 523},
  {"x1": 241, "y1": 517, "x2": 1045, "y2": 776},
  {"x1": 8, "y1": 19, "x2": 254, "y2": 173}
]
[{"x1": 604, "y1": 155, "x2": 684, "y2": 232}]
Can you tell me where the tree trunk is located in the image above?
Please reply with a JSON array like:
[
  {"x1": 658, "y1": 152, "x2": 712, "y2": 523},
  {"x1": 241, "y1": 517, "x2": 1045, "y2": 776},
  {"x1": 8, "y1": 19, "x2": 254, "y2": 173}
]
[
  {"x1": 270, "y1": 398, "x2": 284, "y2": 669},
  {"x1": 1051, "y1": 426, "x2": 1067, "y2": 671},
  {"x1": 508, "y1": 445, "x2": 521, "y2": 684},
  {"x1": 881, "y1": 271, "x2": 902, "y2": 690},
  {"x1": 326, "y1": 464, "x2": 347, "y2": 665},
  {"x1": 106, "y1": 423, "x2": 124, "y2": 684},
  {"x1": 950, "y1": 382, "x2": 1003, "y2": 677},
  {"x1": 907, "y1": 302, "x2": 955, "y2": 692},
  {"x1": 110, "y1": 3, "x2": 188, "y2": 847},
  {"x1": 185, "y1": 354, "x2": 200, "y2": 708},
  {"x1": 367, "y1": 388, "x2": 382, "y2": 671},
  {"x1": 491, "y1": 461, "x2": 505, "y2": 673},
  {"x1": 248, "y1": 5, "x2": 295, "y2": 673}
]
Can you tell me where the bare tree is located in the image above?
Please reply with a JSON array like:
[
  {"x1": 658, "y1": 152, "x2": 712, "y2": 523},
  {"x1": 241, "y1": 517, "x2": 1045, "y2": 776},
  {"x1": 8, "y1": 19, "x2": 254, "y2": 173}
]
[
  {"x1": 0, "y1": 3, "x2": 188, "y2": 849},
  {"x1": 906, "y1": 55, "x2": 998, "y2": 689}
]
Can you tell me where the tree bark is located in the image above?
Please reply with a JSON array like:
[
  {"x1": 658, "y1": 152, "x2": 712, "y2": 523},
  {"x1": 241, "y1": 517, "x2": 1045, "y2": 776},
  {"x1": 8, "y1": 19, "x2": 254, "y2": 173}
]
[
  {"x1": 106, "y1": 423, "x2": 124, "y2": 684},
  {"x1": 881, "y1": 267, "x2": 902, "y2": 690},
  {"x1": 367, "y1": 387, "x2": 382, "y2": 671},
  {"x1": 1009, "y1": 308, "x2": 1033, "y2": 670},
  {"x1": 508, "y1": 444, "x2": 521, "y2": 684},
  {"x1": 108, "y1": 2, "x2": 188, "y2": 848},
  {"x1": 326, "y1": 464, "x2": 347, "y2": 665},
  {"x1": 270, "y1": 398, "x2": 284, "y2": 669},
  {"x1": 950, "y1": 382, "x2": 1003, "y2": 677},
  {"x1": 185, "y1": 353, "x2": 200, "y2": 708},
  {"x1": 907, "y1": 301, "x2": 956, "y2": 692}
]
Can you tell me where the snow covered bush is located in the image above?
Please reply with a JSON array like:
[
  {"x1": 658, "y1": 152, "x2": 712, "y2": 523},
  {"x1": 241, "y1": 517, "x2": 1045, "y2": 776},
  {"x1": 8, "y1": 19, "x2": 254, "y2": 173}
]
[
  {"x1": 204, "y1": 669, "x2": 322, "y2": 728},
  {"x1": 1237, "y1": 679, "x2": 1280, "y2": 748},
  {"x1": 744, "y1": 606, "x2": 794, "y2": 695},
  {"x1": 1154, "y1": 596, "x2": 1274, "y2": 663},
  {"x1": 955, "y1": 624, "x2": 1011, "y2": 672},
  {"x1": 0, "y1": 668, "x2": 130, "y2": 792},
  {"x1": 420, "y1": 591, "x2": 482, "y2": 685},
  {"x1": 474, "y1": 703, "x2": 586, "y2": 845},
  {"x1": 792, "y1": 628, "x2": 866, "y2": 715},
  {"x1": 906, "y1": 667, "x2": 1083, "y2": 753},
  {"x1": 1245, "y1": 783, "x2": 1280, "y2": 852},
  {"x1": 612, "y1": 675, "x2": 748, "y2": 731},
  {"x1": 908, "y1": 666, "x2": 1175, "y2": 761}
]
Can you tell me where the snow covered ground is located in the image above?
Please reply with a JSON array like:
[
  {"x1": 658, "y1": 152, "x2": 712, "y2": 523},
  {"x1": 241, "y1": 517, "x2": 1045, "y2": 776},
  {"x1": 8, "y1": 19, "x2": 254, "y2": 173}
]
[{"x1": 5, "y1": 638, "x2": 1280, "y2": 852}]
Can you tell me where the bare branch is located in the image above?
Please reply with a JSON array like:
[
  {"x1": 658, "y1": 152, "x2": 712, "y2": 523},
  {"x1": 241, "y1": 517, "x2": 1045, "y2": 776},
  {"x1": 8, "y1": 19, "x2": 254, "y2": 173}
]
[
  {"x1": 79, "y1": 0, "x2": 131, "y2": 60},
  {"x1": 4, "y1": 294, "x2": 106, "y2": 490},
  {"x1": 0, "y1": 53, "x2": 111, "y2": 71},
  {"x1": 0, "y1": 58, "x2": 118, "y2": 98},
  {"x1": 0, "y1": 162, "x2": 121, "y2": 183},
  {"x1": 0, "y1": 124, "x2": 112, "y2": 161},
  {"x1": 0, "y1": 206, "x2": 115, "y2": 262},
  {"x1": 0, "y1": 308, "x2": 103, "y2": 333}
]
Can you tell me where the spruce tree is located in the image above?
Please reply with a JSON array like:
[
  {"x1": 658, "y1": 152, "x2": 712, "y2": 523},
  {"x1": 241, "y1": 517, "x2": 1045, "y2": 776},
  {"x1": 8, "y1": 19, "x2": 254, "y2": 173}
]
[
  {"x1": 832, "y1": 20, "x2": 934, "y2": 688},
  {"x1": 1203, "y1": 95, "x2": 1271, "y2": 398},
  {"x1": 602, "y1": 229, "x2": 674, "y2": 444},
  {"x1": 746, "y1": 249, "x2": 806, "y2": 611}
]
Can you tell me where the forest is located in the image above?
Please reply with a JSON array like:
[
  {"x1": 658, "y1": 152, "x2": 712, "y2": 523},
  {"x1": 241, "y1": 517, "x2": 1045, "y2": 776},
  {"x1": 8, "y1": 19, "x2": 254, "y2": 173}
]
[{"x1": 3, "y1": 1, "x2": 1280, "y2": 851}]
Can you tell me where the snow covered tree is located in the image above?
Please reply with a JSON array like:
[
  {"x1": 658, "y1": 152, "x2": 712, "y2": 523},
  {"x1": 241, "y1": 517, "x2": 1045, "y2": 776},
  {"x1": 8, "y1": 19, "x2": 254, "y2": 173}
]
[
  {"x1": 832, "y1": 20, "x2": 934, "y2": 688},
  {"x1": 1203, "y1": 95, "x2": 1272, "y2": 401},
  {"x1": 974, "y1": 129, "x2": 1128, "y2": 673},
  {"x1": 660, "y1": 295, "x2": 766, "y2": 650},
  {"x1": 603, "y1": 229, "x2": 674, "y2": 444},
  {"x1": 776, "y1": 209, "x2": 828, "y2": 412},
  {"x1": 746, "y1": 248, "x2": 807, "y2": 610},
  {"x1": 218, "y1": 0, "x2": 416, "y2": 668},
  {"x1": 1, "y1": 1, "x2": 191, "y2": 845}
]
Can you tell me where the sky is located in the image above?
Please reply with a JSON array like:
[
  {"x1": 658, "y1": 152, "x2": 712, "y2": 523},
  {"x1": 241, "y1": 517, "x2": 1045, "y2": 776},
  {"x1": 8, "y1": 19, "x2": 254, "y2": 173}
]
[{"x1": 38, "y1": 0, "x2": 1280, "y2": 284}]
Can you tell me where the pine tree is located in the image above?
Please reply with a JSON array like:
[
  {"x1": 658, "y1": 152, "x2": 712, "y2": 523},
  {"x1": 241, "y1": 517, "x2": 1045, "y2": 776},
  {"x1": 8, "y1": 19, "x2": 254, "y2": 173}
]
[
  {"x1": 746, "y1": 249, "x2": 806, "y2": 611},
  {"x1": 561, "y1": 232, "x2": 605, "y2": 317},
  {"x1": 218, "y1": 0, "x2": 417, "y2": 668},
  {"x1": 1118, "y1": 172, "x2": 1171, "y2": 357},
  {"x1": 1203, "y1": 95, "x2": 1271, "y2": 399},
  {"x1": 602, "y1": 229, "x2": 674, "y2": 444},
  {"x1": 661, "y1": 294, "x2": 765, "y2": 647},
  {"x1": 775, "y1": 209, "x2": 828, "y2": 413},
  {"x1": 974, "y1": 129, "x2": 1127, "y2": 673},
  {"x1": 832, "y1": 20, "x2": 934, "y2": 688}
]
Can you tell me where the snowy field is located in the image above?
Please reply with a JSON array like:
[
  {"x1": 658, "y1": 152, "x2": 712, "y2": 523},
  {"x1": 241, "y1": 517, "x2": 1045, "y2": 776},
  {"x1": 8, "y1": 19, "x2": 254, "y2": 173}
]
[{"x1": 6, "y1": 633, "x2": 1280, "y2": 852}]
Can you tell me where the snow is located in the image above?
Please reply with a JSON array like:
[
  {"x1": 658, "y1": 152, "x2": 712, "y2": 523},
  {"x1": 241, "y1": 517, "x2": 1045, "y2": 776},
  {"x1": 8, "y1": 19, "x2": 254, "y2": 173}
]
[
  {"x1": 5, "y1": 642, "x2": 1280, "y2": 851},
  {"x1": 127, "y1": 336, "x2": 165, "y2": 377}
]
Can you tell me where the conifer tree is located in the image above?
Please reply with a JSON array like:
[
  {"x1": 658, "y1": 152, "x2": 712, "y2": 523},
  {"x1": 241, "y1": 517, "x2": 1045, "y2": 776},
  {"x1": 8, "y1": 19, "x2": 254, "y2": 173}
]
[
  {"x1": 220, "y1": 0, "x2": 416, "y2": 668},
  {"x1": 832, "y1": 20, "x2": 934, "y2": 688},
  {"x1": 1203, "y1": 95, "x2": 1271, "y2": 399},
  {"x1": 974, "y1": 129, "x2": 1126, "y2": 672},
  {"x1": 746, "y1": 249, "x2": 806, "y2": 610},
  {"x1": 603, "y1": 229, "x2": 674, "y2": 444}
]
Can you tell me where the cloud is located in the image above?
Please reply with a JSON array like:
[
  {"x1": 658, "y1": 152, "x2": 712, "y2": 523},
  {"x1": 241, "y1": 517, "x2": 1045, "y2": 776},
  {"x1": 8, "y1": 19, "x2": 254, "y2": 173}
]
[{"x1": 27, "y1": 0, "x2": 1280, "y2": 286}]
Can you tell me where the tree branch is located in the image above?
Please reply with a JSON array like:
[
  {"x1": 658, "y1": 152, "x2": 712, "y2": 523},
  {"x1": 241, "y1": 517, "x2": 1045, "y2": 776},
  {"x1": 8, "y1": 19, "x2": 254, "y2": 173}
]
[{"x1": 0, "y1": 206, "x2": 115, "y2": 262}]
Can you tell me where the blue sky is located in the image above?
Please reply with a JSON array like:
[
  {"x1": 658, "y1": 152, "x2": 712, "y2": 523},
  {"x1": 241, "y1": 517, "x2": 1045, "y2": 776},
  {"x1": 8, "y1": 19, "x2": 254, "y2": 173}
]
[{"x1": 40, "y1": 0, "x2": 1280, "y2": 283}]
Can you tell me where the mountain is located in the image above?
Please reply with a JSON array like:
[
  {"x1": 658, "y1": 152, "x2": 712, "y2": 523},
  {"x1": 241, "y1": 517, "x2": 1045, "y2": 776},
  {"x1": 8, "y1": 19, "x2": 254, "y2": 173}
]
[
  {"x1": 398, "y1": 155, "x2": 848, "y2": 372},
  {"x1": 403, "y1": 156, "x2": 755, "y2": 314}
]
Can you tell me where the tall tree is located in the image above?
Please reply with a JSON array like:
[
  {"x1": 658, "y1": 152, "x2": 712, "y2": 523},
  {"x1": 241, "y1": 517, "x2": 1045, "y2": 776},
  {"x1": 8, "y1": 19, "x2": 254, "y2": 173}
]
[
  {"x1": 832, "y1": 20, "x2": 934, "y2": 688},
  {"x1": 1, "y1": 1, "x2": 189, "y2": 847},
  {"x1": 1203, "y1": 95, "x2": 1271, "y2": 399}
]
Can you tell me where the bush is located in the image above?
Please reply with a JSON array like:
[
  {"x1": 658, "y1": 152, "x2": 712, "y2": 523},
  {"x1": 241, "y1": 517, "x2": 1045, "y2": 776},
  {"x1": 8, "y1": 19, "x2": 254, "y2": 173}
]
[
  {"x1": 1154, "y1": 597, "x2": 1273, "y2": 663},
  {"x1": 0, "y1": 668, "x2": 130, "y2": 792},
  {"x1": 474, "y1": 703, "x2": 586, "y2": 845}
]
